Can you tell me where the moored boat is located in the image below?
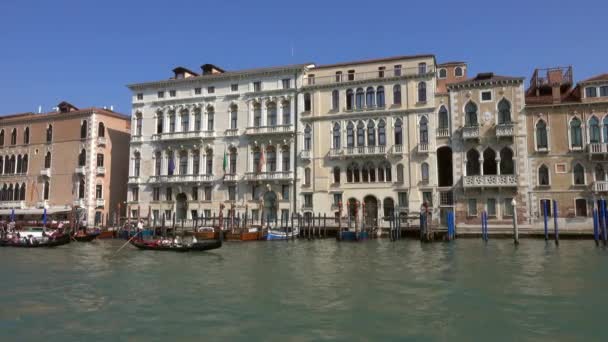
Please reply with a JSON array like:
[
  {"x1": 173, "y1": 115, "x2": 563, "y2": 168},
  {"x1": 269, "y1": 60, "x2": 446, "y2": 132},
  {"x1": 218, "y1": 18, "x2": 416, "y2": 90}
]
[
  {"x1": 0, "y1": 230, "x2": 71, "y2": 248},
  {"x1": 267, "y1": 227, "x2": 299, "y2": 241},
  {"x1": 129, "y1": 236, "x2": 222, "y2": 252}
]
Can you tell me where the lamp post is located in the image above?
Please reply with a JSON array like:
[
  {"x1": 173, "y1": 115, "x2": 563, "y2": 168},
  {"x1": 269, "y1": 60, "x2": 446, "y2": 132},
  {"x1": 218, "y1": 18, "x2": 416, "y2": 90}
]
[{"x1": 512, "y1": 198, "x2": 519, "y2": 245}]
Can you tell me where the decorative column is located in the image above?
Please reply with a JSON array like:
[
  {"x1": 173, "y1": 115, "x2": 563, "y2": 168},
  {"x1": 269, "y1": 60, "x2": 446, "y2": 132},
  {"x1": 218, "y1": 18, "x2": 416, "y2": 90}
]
[
  {"x1": 496, "y1": 158, "x2": 501, "y2": 175},
  {"x1": 187, "y1": 148, "x2": 193, "y2": 175},
  {"x1": 479, "y1": 157, "x2": 484, "y2": 176}
]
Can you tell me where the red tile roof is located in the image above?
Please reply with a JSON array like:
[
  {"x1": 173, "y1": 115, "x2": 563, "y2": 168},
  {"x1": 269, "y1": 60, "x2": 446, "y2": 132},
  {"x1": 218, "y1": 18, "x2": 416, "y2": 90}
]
[
  {"x1": 580, "y1": 73, "x2": 608, "y2": 83},
  {"x1": 313, "y1": 54, "x2": 435, "y2": 69}
]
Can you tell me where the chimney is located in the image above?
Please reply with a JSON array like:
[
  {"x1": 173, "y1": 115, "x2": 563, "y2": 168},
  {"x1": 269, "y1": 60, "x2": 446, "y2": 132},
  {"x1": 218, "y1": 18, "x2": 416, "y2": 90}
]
[{"x1": 548, "y1": 69, "x2": 564, "y2": 104}]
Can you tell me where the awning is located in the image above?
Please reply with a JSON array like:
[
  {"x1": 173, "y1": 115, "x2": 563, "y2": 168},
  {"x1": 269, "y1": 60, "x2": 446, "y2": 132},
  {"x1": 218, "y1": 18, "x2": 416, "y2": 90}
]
[{"x1": 0, "y1": 208, "x2": 71, "y2": 216}]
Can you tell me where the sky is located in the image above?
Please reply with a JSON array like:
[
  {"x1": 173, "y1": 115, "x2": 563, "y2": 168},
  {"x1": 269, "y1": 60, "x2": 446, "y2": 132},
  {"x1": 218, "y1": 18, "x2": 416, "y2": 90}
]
[{"x1": 0, "y1": 0, "x2": 606, "y2": 115}]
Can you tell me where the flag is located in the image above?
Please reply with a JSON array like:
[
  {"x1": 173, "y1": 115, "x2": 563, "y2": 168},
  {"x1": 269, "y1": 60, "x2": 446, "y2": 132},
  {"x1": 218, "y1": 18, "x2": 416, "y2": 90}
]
[
  {"x1": 168, "y1": 158, "x2": 175, "y2": 175},
  {"x1": 42, "y1": 207, "x2": 47, "y2": 226},
  {"x1": 222, "y1": 147, "x2": 228, "y2": 174},
  {"x1": 258, "y1": 148, "x2": 264, "y2": 173}
]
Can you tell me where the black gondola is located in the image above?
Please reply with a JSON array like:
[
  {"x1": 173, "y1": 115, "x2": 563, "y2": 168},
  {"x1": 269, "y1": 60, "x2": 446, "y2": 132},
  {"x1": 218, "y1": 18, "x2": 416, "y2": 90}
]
[
  {"x1": 73, "y1": 232, "x2": 99, "y2": 242},
  {"x1": 129, "y1": 238, "x2": 222, "y2": 252},
  {"x1": 0, "y1": 234, "x2": 71, "y2": 248}
]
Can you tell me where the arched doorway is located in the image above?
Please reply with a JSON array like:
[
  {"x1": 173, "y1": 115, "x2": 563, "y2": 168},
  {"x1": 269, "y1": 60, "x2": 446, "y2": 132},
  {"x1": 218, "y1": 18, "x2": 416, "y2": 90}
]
[
  {"x1": 263, "y1": 191, "x2": 277, "y2": 223},
  {"x1": 383, "y1": 197, "x2": 394, "y2": 219},
  {"x1": 364, "y1": 195, "x2": 378, "y2": 227},
  {"x1": 437, "y1": 146, "x2": 453, "y2": 186},
  {"x1": 176, "y1": 193, "x2": 188, "y2": 220}
]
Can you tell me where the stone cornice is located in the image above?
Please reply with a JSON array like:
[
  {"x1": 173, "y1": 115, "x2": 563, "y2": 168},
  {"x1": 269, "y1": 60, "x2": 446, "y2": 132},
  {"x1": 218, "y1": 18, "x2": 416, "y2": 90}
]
[
  {"x1": 300, "y1": 106, "x2": 434, "y2": 122},
  {"x1": 242, "y1": 88, "x2": 298, "y2": 98},
  {"x1": 447, "y1": 78, "x2": 524, "y2": 90},
  {"x1": 301, "y1": 73, "x2": 434, "y2": 91}
]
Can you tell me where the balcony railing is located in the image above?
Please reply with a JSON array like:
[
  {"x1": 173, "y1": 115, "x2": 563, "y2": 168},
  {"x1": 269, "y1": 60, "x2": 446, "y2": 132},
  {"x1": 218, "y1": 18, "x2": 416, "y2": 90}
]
[
  {"x1": 245, "y1": 125, "x2": 294, "y2": 135},
  {"x1": 151, "y1": 131, "x2": 214, "y2": 141},
  {"x1": 329, "y1": 148, "x2": 342, "y2": 158},
  {"x1": 128, "y1": 176, "x2": 140, "y2": 184},
  {"x1": 95, "y1": 198, "x2": 105, "y2": 207},
  {"x1": 131, "y1": 135, "x2": 143, "y2": 143},
  {"x1": 36, "y1": 201, "x2": 48, "y2": 209},
  {"x1": 300, "y1": 150, "x2": 311, "y2": 159},
  {"x1": 73, "y1": 199, "x2": 85, "y2": 207},
  {"x1": 390, "y1": 145, "x2": 403, "y2": 154},
  {"x1": 344, "y1": 145, "x2": 386, "y2": 156},
  {"x1": 149, "y1": 174, "x2": 215, "y2": 183},
  {"x1": 463, "y1": 126, "x2": 480, "y2": 140},
  {"x1": 303, "y1": 65, "x2": 435, "y2": 87},
  {"x1": 463, "y1": 175, "x2": 518, "y2": 187},
  {"x1": 0, "y1": 201, "x2": 25, "y2": 209},
  {"x1": 74, "y1": 166, "x2": 86, "y2": 174},
  {"x1": 244, "y1": 171, "x2": 293, "y2": 181},
  {"x1": 589, "y1": 143, "x2": 608, "y2": 154},
  {"x1": 223, "y1": 173, "x2": 239, "y2": 182},
  {"x1": 96, "y1": 167, "x2": 106, "y2": 175},
  {"x1": 225, "y1": 129, "x2": 239, "y2": 137},
  {"x1": 97, "y1": 136, "x2": 107, "y2": 145},
  {"x1": 437, "y1": 128, "x2": 450, "y2": 138},
  {"x1": 418, "y1": 142, "x2": 429, "y2": 153},
  {"x1": 40, "y1": 168, "x2": 51, "y2": 177},
  {"x1": 496, "y1": 123, "x2": 514, "y2": 137},
  {"x1": 593, "y1": 181, "x2": 608, "y2": 192}
]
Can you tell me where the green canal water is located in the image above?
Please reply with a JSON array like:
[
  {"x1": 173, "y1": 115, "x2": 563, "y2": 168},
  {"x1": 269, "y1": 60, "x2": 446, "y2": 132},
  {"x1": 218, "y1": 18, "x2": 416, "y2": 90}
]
[{"x1": 0, "y1": 239, "x2": 607, "y2": 341}]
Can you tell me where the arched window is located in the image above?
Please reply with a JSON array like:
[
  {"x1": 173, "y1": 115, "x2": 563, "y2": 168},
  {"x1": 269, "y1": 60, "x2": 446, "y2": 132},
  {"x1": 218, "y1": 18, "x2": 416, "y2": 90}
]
[
  {"x1": 595, "y1": 164, "x2": 605, "y2": 182},
  {"x1": 604, "y1": 117, "x2": 608, "y2": 143},
  {"x1": 21, "y1": 154, "x2": 28, "y2": 174},
  {"x1": 394, "y1": 119, "x2": 403, "y2": 145},
  {"x1": 267, "y1": 102, "x2": 277, "y2": 126},
  {"x1": 500, "y1": 147, "x2": 514, "y2": 174},
  {"x1": 135, "y1": 113, "x2": 143, "y2": 135},
  {"x1": 14, "y1": 183, "x2": 19, "y2": 201},
  {"x1": 465, "y1": 102, "x2": 478, "y2": 127},
  {"x1": 393, "y1": 85, "x2": 402, "y2": 105},
  {"x1": 180, "y1": 111, "x2": 189, "y2": 132},
  {"x1": 455, "y1": 67, "x2": 463, "y2": 77},
  {"x1": 536, "y1": 120, "x2": 548, "y2": 149},
  {"x1": 367, "y1": 121, "x2": 376, "y2": 146},
  {"x1": 438, "y1": 69, "x2": 447, "y2": 78},
  {"x1": 356, "y1": 88, "x2": 364, "y2": 110},
  {"x1": 266, "y1": 146, "x2": 276, "y2": 172},
  {"x1": 192, "y1": 150, "x2": 200, "y2": 174},
  {"x1": 229, "y1": 105, "x2": 237, "y2": 129},
  {"x1": 24, "y1": 127, "x2": 30, "y2": 144},
  {"x1": 154, "y1": 151, "x2": 162, "y2": 176},
  {"x1": 205, "y1": 149, "x2": 213, "y2": 175},
  {"x1": 10, "y1": 129, "x2": 16, "y2": 145},
  {"x1": 20, "y1": 182, "x2": 25, "y2": 201},
  {"x1": 361, "y1": 163, "x2": 369, "y2": 182},
  {"x1": 421, "y1": 163, "x2": 429, "y2": 182},
  {"x1": 304, "y1": 125, "x2": 312, "y2": 151},
  {"x1": 304, "y1": 167, "x2": 311, "y2": 186},
  {"x1": 356, "y1": 121, "x2": 365, "y2": 146},
  {"x1": 466, "y1": 149, "x2": 480, "y2": 176},
  {"x1": 419, "y1": 117, "x2": 429, "y2": 144},
  {"x1": 378, "y1": 120, "x2": 386, "y2": 146},
  {"x1": 353, "y1": 163, "x2": 360, "y2": 183},
  {"x1": 179, "y1": 151, "x2": 188, "y2": 175},
  {"x1": 483, "y1": 148, "x2": 497, "y2": 175},
  {"x1": 383, "y1": 197, "x2": 395, "y2": 218},
  {"x1": 16, "y1": 155, "x2": 22, "y2": 174},
  {"x1": 438, "y1": 106, "x2": 449, "y2": 129},
  {"x1": 9, "y1": 155, "x2": 15, "y2": 174},
  {"x1": 539, "y1": 164, "x2": 550, "y2": 186},
  {"x1": 570, "y1": 117, "x2": 583, "y2": 148},
  {"x1": 366, "y1": 87, "x2": 375, "y2": 108},
  {"x1": 377, "y1": 163, "x2": 385, "y2": 182},
  {"x1": 80, "y1": 120, "x2": 88, "y2": 139},
  {"x1": 368, "y1": 162, "x2": 376, "y2": 182},
  {"x1": 346, "y1": 89, "x2": 354, "y2": 110},
  {"x1": 7, "y1": 184, "x2": 13, "y2": 201},
  {"x1": 573, "y1": 163, "x2": 585, "y2": 185},
  {"x1": 0, "y1": 158, "x2": 3, "y2": 175},
  {"x1": 376, "y1": 86, "x2": 385, "y2": 107},
  {"x1": 346, "y1": 164, "x2": 353, "y2": 183},
  {"x1": 167, "y1": 151, "x2": 175, "y2": 175},
  {"x1": 282, "y1": 101, "x2": 291, "y2": 125},
  {"x1": 397, "y1": 164, "x2": 405, "y2": 184},
  {"x1": 332, "y1": 123, "x2": 341, "y2": 149},
  {"x1": 253, "y1": 103, "x2": 262, "y2": 127},
  {"x1": 46, "y1": 125, "x2": 53, "y2": 142},
  {"x1": 253, "y1": 148, "x2": 261, "y2": 173},
  {"x1": 98, "y1": 122, "x2": 105, "y2": 137},
  {"x1": 78, "y1": 178, "x2": 85, "y2": 199},
  {"x1": 346, "y1": 122, "x2": 354, "y2": 147},
  {"x1": 304, "y1": 93, "x2": 311, "y2": 112},
  {"x1": 207, "y1": 106, "x2": 214, "y2": 131},
  {"x1": 168, "y1": 113, "x2": 176, "y2": 132},
  {"x1": 333, "y1": 166, "x2": 341, "y2": 184},
  {"x1": 78, "y1": 149, "x2": 86, "y2": 166},
  {"x1": 44, "y1": 151, "x2": 51, "y2": 169},
  {"x1": 332, "y1": 90, "x2": 339, "y2": 110},
  {"x1": 282, "y1": 145, "x2": 291, "y2": 172},
  {"x1": 418, "y1": 82, "x2": 427, "y2": 102},
  {"x1": 498, "y1": 99, "x2": 511, "y2": 124},
  {"x1": 589, "y1": 116, "x2": 601, "y2": 143},
  {"x1": 43, "y1": 180, "x2": 50, "y2": 200},
  {"x1": 0, "y1": 129, "x2": 4, "y2": 146}
]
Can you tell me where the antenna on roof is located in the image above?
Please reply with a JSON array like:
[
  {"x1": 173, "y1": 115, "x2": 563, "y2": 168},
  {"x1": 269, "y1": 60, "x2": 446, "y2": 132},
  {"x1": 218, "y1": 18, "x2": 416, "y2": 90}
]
[{"x1": 290, "y1": 42, "x2": 294, "y2": 58}]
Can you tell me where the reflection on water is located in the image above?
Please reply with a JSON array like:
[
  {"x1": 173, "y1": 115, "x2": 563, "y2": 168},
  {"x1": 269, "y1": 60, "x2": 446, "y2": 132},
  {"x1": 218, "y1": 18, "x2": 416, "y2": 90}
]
[{"x1": 0, "y1": 239, "x2": 607, "y2": 341}]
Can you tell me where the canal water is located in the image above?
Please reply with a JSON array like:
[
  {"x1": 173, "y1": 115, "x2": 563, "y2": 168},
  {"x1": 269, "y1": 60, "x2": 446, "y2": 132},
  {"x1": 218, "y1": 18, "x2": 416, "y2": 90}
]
[{"x1": 0, "y1": 239, "x2": 606, "y2": 341}]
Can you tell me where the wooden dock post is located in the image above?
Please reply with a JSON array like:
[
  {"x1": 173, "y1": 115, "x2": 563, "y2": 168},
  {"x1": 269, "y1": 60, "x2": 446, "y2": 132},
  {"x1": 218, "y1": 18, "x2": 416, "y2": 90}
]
[
  {"x1": 512, "y1": 199, "x2": 519, "y2": 245},
  {"x1": 553, "y1": 199, "x2": 559, "y2": 246}
]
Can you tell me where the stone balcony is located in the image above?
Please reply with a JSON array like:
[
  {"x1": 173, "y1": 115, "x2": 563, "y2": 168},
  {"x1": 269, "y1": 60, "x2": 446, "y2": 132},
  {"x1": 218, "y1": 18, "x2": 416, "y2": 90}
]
[
  {"x1": 593, "y1": 181, "x2": 608, "y2": 193},
  {"x1": 495, "y1": 123, "x2": 514, "y2": 137},
  {"x1": 589, "y1": 143, "x2": 608, "y2": 155},
  {"x1": 437, "y1": 128, "x2": 450, "y2": 138},
  {"x1": 128, "y1": 176, "x2": 140, "y2": 184},
  {"x1": 244, "y1": 171, "x2": 293, "y2": 181},
  {"x1": 97, "y1": 136, "x2": 107, "y2": 146},
  {"x1": 463, "y1": 174, "x2": 518, "y2": 188},
  {"x1": 131, "y1": 135, "x2": 143, "y2": 143},
  {"x1": 73, "y1": 199, "x2": 85, "y2": 207},
  {"x1": 223, "y1": 173, "x2": 239, "y2": 182},
  {"x1": 462, "y1": 126, "x2": 480, "y2": 140},
  {"x1": 36, "y1": 201, "x2": 48, "y2": 209},
  {"x1": 95, "y1": 198, "x2": 105, "y2": 207},
  {"x1": 74, "y1": 166, "x2": 86, "y2": 174},
  {"x1": 418, "y1": 142, "x2": 430, "y2": 153},
  {"x1": 329, "y1": 145, "x2": 389, "y2": 158},
  {"x1": 390, "y1": 145, "x2": 404, "y2": 155},
  {"x1": 224, "y1": 129, "x2": 239, "y2": 137},
  {"x1": 300, "y1": 150, "x2": 311, "y2": 160},
  {"x1": 96, "y1": 167, "x2": 106, "y2": 175},
  {"x1": 151, "y1": 130, "x2": 215, "y2": 141},
  {"x1": 40, "y1": 168, "x2": 51, "y2": 177},
  {"x1": 0, "y1": 200, "x2": 25, "y2": 209},
  {"x1": 149, "y1": 174, "x2": 215, "y2": 183},
  {"x1": 244, "y1": 125, "x2": 294, "y2": 136}
]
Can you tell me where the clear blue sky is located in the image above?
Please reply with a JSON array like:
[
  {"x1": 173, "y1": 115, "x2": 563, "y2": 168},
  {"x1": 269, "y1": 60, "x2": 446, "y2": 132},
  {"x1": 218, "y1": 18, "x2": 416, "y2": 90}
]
[{"x1": 0, "y1": 0, "x2": 605, "y2": 115}]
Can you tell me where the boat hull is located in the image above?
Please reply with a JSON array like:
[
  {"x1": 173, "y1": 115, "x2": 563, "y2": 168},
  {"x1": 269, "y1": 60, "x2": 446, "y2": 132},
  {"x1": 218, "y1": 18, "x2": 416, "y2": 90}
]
[
  {"x1": 0, "y1": 234, "x2": 71, "y2": 248},
  {"x1": 129, "y1": 239, "x2": 222, "y2": 252},
  {"x1": 338, "y1": 231, "x2": 370, "y2": 241},
  {"x1": 267, "y1": 228, "x2": 299, "y2": 241}
]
